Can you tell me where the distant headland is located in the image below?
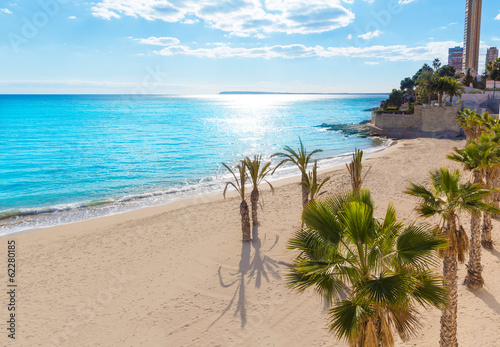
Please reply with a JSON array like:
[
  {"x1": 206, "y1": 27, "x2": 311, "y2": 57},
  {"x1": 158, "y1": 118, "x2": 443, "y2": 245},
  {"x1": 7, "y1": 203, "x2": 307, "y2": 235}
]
[{"x1": 218, "y1": 91, "x2": 388, "y2": 95}]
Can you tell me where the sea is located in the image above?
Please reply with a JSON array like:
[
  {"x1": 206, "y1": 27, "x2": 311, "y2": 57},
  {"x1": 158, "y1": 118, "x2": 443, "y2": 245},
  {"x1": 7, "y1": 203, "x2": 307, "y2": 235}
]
[{"x1": 0, "y1": 93, "x2": 389, "y2": 235}]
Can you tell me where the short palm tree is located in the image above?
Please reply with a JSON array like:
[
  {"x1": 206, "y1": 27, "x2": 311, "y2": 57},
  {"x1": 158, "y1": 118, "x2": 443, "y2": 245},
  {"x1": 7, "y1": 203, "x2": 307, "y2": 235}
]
[
  {"x1": 288, "y1": 189, "x2": 448, "y2": 347},
  {"x1": 448, "y1": 143, "x2": 500, "y2": 288},
  {"x1": 243, "y1": 155, "x2": 274, "y2": 227},
  {"x1": 406, "y1": 168, "x2": 495, "y2": 346},
  {"x1": 346, "y1": 148, "x2": 370, "y2": 194},
  {"x1": 457, "y1": 109, "x2": 495, "y2": 142},
  {"x1": 223, "y1": 162, "x2": 251, "y2": 242},
  {"x1": 273, "y1": 139, "x2": 323, "y2": 208},
  {"x1": 302, "y1": 160, "x2": 330, "y2": 203}
]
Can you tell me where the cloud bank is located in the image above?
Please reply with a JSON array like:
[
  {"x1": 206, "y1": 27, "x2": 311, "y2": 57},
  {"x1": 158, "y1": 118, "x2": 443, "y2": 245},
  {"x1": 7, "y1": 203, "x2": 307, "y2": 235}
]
[
  {"x1": 92, "y1": 0, "x2": 355, "y2": 36},
  {"x1": 139, "y1": 38, "x2": 460, "y2": 62}
]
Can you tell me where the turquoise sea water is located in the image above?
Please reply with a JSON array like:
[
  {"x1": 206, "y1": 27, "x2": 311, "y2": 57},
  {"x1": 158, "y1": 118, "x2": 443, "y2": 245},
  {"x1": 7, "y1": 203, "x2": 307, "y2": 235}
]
[{"x1": 0, "y1": 94, "x2": 387, "y2": 234}]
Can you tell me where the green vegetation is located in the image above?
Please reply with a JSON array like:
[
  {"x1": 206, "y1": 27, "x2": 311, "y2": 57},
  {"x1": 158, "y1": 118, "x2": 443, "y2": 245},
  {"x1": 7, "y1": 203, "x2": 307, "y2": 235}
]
[
  {"x1": 223, "y1": 162, "x2": 252, "y2": 241},
  {"x1": 273, "y1": 139, "x2": 323, "y2": 208},
  {"x1": 243, "y1": 155, "x2": 274, "y2": 227},
  {"x1": 486, "y1": 58, "x2": 500, "y2": 98},
  {"x1": 406, "y1": 168, "x2": 496, "y2": 347},
  {"x1": 379, "y1": 58, "x2": 464, "y2": 114},
  {"x1": 287, "y1": 189, "x2": 448, "y2": 347}
]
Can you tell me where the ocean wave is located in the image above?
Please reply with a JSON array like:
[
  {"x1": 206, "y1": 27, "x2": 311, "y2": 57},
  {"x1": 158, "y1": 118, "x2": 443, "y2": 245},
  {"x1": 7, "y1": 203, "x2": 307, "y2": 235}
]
[{"x1": 0, "y1": 138, "x2": 391, "y2": 236}]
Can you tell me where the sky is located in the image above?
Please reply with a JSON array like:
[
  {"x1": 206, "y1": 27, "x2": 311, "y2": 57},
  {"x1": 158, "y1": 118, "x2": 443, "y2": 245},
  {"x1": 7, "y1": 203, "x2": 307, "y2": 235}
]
[{"x1": 0, "y1": 0, "x2": 499, "y2": 94}]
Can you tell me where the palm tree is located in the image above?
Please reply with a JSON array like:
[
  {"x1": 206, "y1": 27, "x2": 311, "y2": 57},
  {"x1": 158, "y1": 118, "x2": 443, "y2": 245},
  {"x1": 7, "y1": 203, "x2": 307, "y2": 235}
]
[
  {"x1": 434, "y1": 77, "x2": 448, "y2": 106},
  {"x1": 346, "y1": 148, "x2": 371, "y2": 194},
  {"x1": 447, "y1": 143, "x2": 500, "y2": 288},
  {"x1": 433, "y1": 58, "x2": 442, "y2": 71},
  {"x1": 273, "y1": 139, "x2": 323, "y2": 208},
  {"x1": 474, "y1": 132, "x2": 500, "y2": 249},
  {"x1": 302, "y1": 160, "x2": 330, "y2": 203},
  {"x1": 406, "y1": 168, "x2": 495, "y2": 346},
  {"x1": 486, "y1": 58, "x2": 500, "y2": 98},
  {"x1": 415, "y1": 70, "x2": 435, "y2": 104},
  {"x1": 243, "y1": 155, "x2": 274, "y2": 227},
  {"x1": 223, "y1": 163, "x2": 251, "y2": 242},
  {"x1": 457, "y1": 109, "x2": 490, "y2": 142},
  {"x1": 445, "y1": 78, "x2": 465, "y2": 103},
  {"x1": 287, "y1": 189, "x2": 448, "y2": 346}
]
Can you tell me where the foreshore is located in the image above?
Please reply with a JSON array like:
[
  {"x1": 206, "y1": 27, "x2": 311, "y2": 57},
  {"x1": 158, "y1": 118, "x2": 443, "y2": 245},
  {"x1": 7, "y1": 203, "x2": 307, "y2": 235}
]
[{"x1": 3, "y1": 137, "x2": 500, "y2": 346}]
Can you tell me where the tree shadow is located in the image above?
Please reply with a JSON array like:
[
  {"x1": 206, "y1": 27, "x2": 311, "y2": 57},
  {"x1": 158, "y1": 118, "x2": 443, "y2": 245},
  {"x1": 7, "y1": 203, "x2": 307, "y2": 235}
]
[
  {"x1": 471, "y1": 287, "x2": 500, "y2": 315},
  {"x1": 210, "y1": 224, "x2": 290, "y2": 328},
  {"x1": 485, "y1": 247, "x2": 500, "y2": 259}
]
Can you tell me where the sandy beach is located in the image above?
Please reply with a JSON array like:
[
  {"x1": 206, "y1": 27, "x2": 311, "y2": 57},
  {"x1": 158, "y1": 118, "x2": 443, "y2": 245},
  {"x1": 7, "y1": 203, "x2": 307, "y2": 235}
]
[{"x1": 4, "y1": 137, "x2": 500, "y2": 346}]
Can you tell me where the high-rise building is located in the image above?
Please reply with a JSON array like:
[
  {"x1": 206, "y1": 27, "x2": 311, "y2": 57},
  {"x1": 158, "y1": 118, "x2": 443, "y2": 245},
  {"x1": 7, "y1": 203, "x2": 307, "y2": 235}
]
[
  {"x1": 448, "y1": 46, "x2": 464, "y2": 71},
  {"x1": 463, "y1": 0, "x2": 482, "y2": 74},
  {"x1": 486, "y1": 47, "x2": 499, "y2": 65}
]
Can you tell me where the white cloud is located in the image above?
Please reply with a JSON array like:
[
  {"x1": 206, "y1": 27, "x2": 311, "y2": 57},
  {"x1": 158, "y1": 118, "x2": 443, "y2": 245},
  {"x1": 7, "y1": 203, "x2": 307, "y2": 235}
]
[
  {"x1": 495, "y1": 12, "x2": 500, "y2": 20},
  {"x1": 68, "y1": 16, "x2": 76, "y2": 19},
  {"x1": 364, "y1": 61, "x2": 379, "y2": 65},
  {"x1": 347, "y1": 34, "x2": 353, "y2": 40},
  {"x1": 358, "y1": 30, "x2": 383, "y2": 40},
  {"x1": 154, "y1": 40, "x2": 461, "y2": 62},
  {"x1": 91, "y1": 0, "x2": 355, "y2": 36},
  {"x1": 398, "y1": 0, "x2": 416, "y2": 4},
  {"x1": 131, "y1": 36, "x2": 180, "y2": 46},
  {"x1": 492, "y1": 37, "x2": 500, "y2": 42},
  {"x1": 0, "y1": 8, "x2": 12, "y2": 14}
]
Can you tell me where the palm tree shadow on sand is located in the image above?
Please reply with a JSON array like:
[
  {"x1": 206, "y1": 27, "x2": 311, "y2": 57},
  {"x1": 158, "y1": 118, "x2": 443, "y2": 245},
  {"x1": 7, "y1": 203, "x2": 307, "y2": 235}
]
[{"x1": 209, "y1": 225, "x2": 290, "y2": 328}]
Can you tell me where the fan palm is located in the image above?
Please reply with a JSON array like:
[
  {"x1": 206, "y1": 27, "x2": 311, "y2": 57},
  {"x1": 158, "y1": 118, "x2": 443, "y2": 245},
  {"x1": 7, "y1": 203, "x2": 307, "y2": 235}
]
[
  {"x1": 243, "y1": 155, "x2": 274, "y2": 227},
  {"x1": 448, "y1": 143, "x2": 500, "y2": 288},
  {"x1": 346, "y1": 148, "x2": 371, "y2": 194},
  {"x1": 445, "y1": 78, "x2": 465, "y2": 103},
  {"x1": 474, "y1": 132, "x2": 500, "y2": 249},
  {"x1": 288, "y1": 189, "x2": 448, "y2": 347},
  {"x1": 273, "y1": 139, "x2": 323, "y2": 208},
  {"x1": 302, "y1": 160, "x2": 330, "y2": 203},
  {"x1": 406, "y1": 168, "x2": 496, "y2": 346},
  {"x1": 223, "y1": 162, "x2": 251, "y2": 242},
  {"x1": 456, "y1": 109, "x2": 493, "y2": 142}
]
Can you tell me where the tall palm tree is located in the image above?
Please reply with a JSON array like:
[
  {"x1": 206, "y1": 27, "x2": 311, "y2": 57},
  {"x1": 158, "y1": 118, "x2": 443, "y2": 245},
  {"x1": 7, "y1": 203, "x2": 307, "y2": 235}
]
[
  {"x1": 243, "y1": 155, "x2": 274, "y2": 227},
  {"x1": 406, "y1": 168, "x2": 495, "y2": 347},
  {"x1": 302, "y1": 160, "x2": 330, "y2": 203},
  {"x1": 273, "y1": 139, "x2": 323, "y2": 208},
  {"x1": 346, "y1": 148, "x2": 370, "y2": 194},
  {"x1": 474, "y1": 132, "x2": 500, "y2": 249},
  {"x1": 287, "y1": 189, "x2": 448, "y2": 346},
  {"x1": 433, "y1": 58, "x2": 442, "y2": 71},
  {"x1": 223, "y1": 163, "x2": 251, "y2": 242},
  {"x1": 486, "y1": 58, "x2": 500, "y2": 98},
  {"x1": 447, "y1": 143, "x2": 500, "y2": 288},
  {"x1": 445, "y1": 78, "x2": 465, "y2": 103},
  {"x1": 415, "y1": 70, "x2": 435, "y2": 104}
]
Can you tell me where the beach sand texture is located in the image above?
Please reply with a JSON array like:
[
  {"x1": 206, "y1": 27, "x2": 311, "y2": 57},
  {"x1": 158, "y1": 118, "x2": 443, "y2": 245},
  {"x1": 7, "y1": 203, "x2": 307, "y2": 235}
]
[{"x1": 4, "y1": 137, "x2": 500, "y2": 346}]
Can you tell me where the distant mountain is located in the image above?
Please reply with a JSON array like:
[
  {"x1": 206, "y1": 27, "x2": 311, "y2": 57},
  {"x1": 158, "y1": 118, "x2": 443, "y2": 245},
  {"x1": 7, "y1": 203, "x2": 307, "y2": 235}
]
[{"x1": 219, "y1": 91, "x2": 388, "y2": 95}]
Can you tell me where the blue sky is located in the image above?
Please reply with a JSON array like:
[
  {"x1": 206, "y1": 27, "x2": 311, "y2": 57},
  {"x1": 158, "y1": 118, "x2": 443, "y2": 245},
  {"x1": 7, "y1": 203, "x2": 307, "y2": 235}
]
[{"x1": 0, "y1": 0, "x2": 499, "y2": 94}]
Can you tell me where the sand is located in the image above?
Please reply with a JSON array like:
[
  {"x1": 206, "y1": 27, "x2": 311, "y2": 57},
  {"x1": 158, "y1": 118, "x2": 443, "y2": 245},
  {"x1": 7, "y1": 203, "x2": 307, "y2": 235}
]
[{"x1": 3, "y1": 137, "x2": 500, "y2": 346}]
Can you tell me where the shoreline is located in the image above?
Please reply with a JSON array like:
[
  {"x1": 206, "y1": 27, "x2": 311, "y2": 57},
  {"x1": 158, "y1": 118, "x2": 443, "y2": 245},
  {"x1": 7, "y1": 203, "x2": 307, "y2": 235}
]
[
  {"x1": 0, "y1": 137, "x2": 392, "y2": 237},
  {"x1": 6, "y1": 136, "x2": 500, "y2": 346}
]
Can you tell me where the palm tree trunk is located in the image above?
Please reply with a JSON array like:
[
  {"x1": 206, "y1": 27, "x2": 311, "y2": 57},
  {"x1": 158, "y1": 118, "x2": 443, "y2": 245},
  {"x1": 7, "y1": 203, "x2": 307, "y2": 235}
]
[
  {"x1": 482, "y1": 173, "x2": 494, "y2": 249},
  {"x1": 465, "y1": 213, "x2": 484, "y2": 288},
  {"x1": 440, "y1": 253, "x2": 458, "y2": 347},
  {"x1": 482, "y1": 212, "x2": 493, "y2": 249},
  {"x1": 240, "y1": 200, "x2": 251, "y2": 242},
  {"x1": 465, "y1": 171, "x2": 485, "y2": 289},
  {"x1": 250, "y1": 188, "x2": 259, "y2": 227},
  {"x1": 301, "y1": 173, "x2": 309, "y2": 208}
]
